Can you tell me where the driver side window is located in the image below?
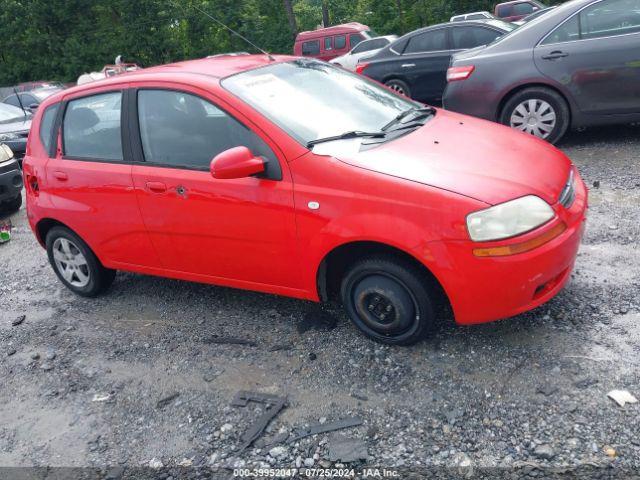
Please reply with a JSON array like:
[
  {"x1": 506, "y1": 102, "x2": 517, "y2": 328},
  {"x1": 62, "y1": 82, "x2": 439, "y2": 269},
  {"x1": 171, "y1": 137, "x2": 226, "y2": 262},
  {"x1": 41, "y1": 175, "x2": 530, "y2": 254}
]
[{"x1": 136, "y1": 89, "x2": 281, "y2": 179}]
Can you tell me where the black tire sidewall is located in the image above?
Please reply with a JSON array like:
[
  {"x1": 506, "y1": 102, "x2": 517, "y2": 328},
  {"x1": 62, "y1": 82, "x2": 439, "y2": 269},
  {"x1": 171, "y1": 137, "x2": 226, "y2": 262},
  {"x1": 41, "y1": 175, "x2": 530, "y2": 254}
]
[
  {"x1": 501, "y1": 88, "x2": 570, "y2": 144},
  {"x1": 385, "y1": 79, "x2": 412, "y2": 98},
  {"x1": 45, "y1": 226, "x2": 108, "y2": 297},
  {"x1": 341, "y1": 257, "x2": 434, "y2": 345}
]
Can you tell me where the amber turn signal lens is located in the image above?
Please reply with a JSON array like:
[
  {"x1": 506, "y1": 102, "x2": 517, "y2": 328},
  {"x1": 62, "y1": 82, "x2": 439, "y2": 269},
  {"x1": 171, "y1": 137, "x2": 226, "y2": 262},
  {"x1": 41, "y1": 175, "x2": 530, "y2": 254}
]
[{"x1": 473, "y1": 222, "x2": 567, "y2": 257}]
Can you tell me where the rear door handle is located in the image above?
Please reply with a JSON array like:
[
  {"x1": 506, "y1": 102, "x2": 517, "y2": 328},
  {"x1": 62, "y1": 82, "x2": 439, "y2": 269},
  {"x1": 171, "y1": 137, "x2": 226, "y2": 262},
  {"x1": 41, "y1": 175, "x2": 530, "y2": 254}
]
[
  {"x1": 53, "y1": 171, "x2": 68, "y2": 181},
  {"x1": 401, "y1": 63, "x2": 416, "y2": 68},
  {"x1": 542, "y1": 51, "x2": 568, "y2": 60},
  {"x1": 145, "y1": 181, "x2": 167, "y2": 193}
]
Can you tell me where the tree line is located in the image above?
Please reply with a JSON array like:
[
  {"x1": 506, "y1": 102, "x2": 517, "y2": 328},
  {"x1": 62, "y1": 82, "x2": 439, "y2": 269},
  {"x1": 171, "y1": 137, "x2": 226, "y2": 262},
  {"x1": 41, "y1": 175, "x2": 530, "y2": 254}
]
[{"x1": 0, "y1": 0, "x2": 557, "y2": 85}]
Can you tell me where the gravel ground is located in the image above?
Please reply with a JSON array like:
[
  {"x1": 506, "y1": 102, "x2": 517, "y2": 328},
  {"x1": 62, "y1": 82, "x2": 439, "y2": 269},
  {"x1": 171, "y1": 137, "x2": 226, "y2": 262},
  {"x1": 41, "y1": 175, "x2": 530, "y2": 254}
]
[{"x1": 1, "y1": 124, "x2": 639, "y2": 479}]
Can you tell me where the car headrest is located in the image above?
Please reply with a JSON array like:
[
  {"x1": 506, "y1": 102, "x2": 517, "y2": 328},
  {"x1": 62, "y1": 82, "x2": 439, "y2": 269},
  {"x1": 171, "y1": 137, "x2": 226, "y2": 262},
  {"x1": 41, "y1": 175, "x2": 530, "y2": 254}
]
[{"x1": 66, "y1": 107, "x2": 100, "y2": 131}]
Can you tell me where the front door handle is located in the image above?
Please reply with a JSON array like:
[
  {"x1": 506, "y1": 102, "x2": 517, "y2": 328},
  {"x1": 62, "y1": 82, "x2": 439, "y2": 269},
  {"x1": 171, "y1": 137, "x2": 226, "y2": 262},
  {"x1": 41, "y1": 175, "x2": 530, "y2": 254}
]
[
  {"x1": 542, "y1": 51, "x2": 568, "y2": 60},
  {"x1": 53, "y1": 171, "x2": 68, "y2": 181},
  {"x1": 145, "y1": 181, "x2": 167, "y2": 193},
  {"x1": 401, "y1": 63, "x2": 416, "y2": 68}
]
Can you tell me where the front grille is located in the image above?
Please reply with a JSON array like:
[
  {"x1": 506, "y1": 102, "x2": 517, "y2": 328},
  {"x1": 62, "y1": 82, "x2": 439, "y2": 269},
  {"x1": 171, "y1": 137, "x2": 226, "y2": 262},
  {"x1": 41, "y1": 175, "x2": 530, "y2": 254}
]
[{"x1": 558, "y1": 170, "x2": 575, "y2": 209}]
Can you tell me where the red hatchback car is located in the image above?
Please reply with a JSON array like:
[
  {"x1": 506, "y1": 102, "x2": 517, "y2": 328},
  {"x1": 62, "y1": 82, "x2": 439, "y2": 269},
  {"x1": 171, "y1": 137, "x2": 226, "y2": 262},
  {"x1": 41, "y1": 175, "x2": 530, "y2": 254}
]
[{"x1": 23, "y1": 55, "x2": 587, "y2": 345}]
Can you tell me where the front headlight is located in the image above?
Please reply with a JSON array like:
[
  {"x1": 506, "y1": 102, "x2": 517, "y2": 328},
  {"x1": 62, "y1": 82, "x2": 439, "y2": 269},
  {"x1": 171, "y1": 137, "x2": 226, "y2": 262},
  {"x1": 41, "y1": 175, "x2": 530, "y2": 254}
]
[
  {"x1": 0, "y1": 132, "x2": 20, "y2": 141},
  {"x1": 466, "y1": 195, "x2": 555, "y2": 242}
]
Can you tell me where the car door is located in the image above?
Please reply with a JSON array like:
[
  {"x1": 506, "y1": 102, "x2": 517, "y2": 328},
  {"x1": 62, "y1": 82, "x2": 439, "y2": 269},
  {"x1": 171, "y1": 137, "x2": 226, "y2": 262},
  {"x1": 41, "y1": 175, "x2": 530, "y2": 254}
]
[
  {"x1": 129, "y1": 86, "x2": 300, "y2": 289},
  {"x1": 534, "y1": 0, "x2": 640, "y2": 115},
  {"x1": 49, "y1": 87, "x2": 161, "y2": 268},
  {"x1": 399, "y1": 27, "x2": 452, "y2": 103}
]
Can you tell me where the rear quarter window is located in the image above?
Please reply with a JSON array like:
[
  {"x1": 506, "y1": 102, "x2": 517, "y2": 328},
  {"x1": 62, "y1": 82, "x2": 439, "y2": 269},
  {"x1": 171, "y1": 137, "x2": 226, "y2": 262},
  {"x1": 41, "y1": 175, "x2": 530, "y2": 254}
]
[
  {"x1": 39, "y1": 103, "x2": 59, "y2": 156},
  {"x1": 302, "y1": 40, "x2": 320, "y2": 55}
]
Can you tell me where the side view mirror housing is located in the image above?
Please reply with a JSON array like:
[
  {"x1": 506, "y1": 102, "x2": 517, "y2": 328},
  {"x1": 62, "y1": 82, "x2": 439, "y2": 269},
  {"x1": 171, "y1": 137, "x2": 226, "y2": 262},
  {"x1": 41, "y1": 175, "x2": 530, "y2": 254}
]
[
  {"x1": 28, "y1": 103, "x2": 39, "y2": 112},
  {"x1": 210, "y1": 146, "x2": 265, "y2": 179}
]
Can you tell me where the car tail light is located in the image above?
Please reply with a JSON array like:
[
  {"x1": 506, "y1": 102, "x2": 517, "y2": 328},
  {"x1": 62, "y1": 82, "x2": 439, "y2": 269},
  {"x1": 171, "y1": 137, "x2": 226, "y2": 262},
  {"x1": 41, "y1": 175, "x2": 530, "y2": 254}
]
[
  {"x1": 447, "y1": 65, "x2": 475, "y2": 82},
  {"x1": 355, "y1": 62, "x2": 370, "y2": 75}
]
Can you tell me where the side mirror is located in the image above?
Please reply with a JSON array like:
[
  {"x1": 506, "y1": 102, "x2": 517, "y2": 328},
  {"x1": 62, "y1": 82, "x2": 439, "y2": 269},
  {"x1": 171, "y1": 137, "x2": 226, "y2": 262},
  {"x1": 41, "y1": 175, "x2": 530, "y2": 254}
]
[
  {"x1": 28, "y1": 103, "x2": 39, "y2": 112},
  {"x1": 210, "y1": 146, "x2": 265, "y2": 179}
]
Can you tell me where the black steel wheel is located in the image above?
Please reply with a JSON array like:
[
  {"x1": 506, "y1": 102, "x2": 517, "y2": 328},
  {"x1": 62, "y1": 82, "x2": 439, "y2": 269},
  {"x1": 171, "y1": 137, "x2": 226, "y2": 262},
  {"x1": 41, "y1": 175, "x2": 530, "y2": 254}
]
[{"x1": 341, "y1": 256, "x2": 435, "y2": 345}]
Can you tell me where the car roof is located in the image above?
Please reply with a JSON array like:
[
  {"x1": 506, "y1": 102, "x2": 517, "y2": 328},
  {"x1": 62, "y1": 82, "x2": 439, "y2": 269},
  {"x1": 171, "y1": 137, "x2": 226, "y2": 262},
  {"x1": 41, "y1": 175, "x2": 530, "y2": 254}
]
[
  {"x1": 296, "y1": 22, "x2": 369, "y2": 41},
  {"x1": 496, "y1": 0, "x2": 544, "y2": 5}
]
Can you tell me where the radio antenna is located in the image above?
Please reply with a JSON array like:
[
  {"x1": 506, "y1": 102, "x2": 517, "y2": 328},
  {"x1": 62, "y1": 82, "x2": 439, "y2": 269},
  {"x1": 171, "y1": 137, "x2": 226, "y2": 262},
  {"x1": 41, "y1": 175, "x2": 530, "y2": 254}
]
[{"x1": 192, "y1": 6, "x2": 276, "y2": 62}]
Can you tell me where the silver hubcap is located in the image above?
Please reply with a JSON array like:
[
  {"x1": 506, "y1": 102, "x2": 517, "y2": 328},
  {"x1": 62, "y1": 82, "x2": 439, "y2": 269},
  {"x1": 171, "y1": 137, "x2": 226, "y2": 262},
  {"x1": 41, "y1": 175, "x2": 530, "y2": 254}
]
[
  {"x1": 387, "y1": 83, "x2": 406, "y2": 95},
  {"x1": 510, "y1": 99, "x2": 556, "y2": 139},
  {"x1": 52, "y1": 238, "x2": 90, "y2": 287}
]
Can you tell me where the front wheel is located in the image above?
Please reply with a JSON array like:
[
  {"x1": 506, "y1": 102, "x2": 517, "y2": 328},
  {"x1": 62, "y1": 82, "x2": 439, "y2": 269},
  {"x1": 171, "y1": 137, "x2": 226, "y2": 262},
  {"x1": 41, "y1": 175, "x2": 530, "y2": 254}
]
[
  {"x1": 385, "y1": 79, "x2": 412, "y2": 98},
  {"x1": 340, "y1": 257, "x2": 435, "y2": 345},
  {"x1": 46, "y1": 226, "x2": 116, "y2": 297},
  {"x1": 500, "y1": 87, "x2": 570, "y2": 144}
]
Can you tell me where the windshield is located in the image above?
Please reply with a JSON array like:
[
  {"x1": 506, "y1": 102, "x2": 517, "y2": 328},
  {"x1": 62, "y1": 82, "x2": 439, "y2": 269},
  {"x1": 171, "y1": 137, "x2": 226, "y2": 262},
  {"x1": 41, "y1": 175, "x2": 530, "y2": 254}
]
[
  {"x1": 222, "y1": 59, "x2": 420, "y2": 145},
  {"x1": 0, "y1": 103, "x2": 26, "y2": 122}
]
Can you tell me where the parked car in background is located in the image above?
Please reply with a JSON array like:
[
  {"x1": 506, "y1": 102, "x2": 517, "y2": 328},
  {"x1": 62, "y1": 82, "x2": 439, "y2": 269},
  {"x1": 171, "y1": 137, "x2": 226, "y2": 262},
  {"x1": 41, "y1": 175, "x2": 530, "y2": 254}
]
[
  {"x1": 3, "y1": 87, "x2": 64, "y2": 113},
  {"x1": 0, "y1": 144, "x2": 23, "y2": 213},
  {"x1": 495, "y1": 0, "x2": 545, "y2": 21},
  {"x1": 77, "y1": 58, "x2": 141, "y2": 85},
  {"x1": 293, "y1": 22, "x2": 377, "y2": 61},
  {"x1": 329, "y1": 35, "x2": 397, "y2": 71},
  {"x1": 444, "y1": 0, "x2": 640, "y2": 143},
  {"x1": 14, "y1": 81, "x2": 65, "y2": 92},
  {"x1": 356, "y1": 20, "x2": 515, "y2": 104},
  {"x1": 23, "y1": 55, "x2": 587, "y2": 345},
  {"x1": 451, "y1": 11, "x2": 496, "y2": 21},
  {"x1": 0, "y1": 103, "x2": 31, "y2": 164},
  {"x1": 513, "y1": 5, "x2": 557, "y2": 24}
]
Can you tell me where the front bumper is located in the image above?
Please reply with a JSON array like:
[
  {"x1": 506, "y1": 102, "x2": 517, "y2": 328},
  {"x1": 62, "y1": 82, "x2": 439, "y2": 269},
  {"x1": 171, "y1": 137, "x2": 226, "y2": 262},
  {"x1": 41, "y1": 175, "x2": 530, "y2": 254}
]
[
  {"x1": 432, "y1": 173, "x2": 588, "y2": 325},
  {"x1": 0, "y1": 159, "x2": 23, "y2": 202}
]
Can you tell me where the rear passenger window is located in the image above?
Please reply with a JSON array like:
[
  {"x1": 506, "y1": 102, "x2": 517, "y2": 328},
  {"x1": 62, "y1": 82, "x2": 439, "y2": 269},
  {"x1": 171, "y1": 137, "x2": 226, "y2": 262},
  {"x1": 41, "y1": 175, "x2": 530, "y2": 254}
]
[
  {"x1": 452, "y1": 27, "x2": 502, "y2": 49},
  {"x1": 404, "y1": 29, "x2": 448, "y2": 53},
  {"x1": 580, "y1": 0, "x2": 640, "y2": 39},
  {"x1": 39, "y1": 103, "x2": 59, "y2": 156},
  {"x1": 63, "y1": 92, "x2": 122, "y2": 161},
  {"x1": 335, "y1": 35, "x2": 346, "y2": 49},
  {"x1": 136, "y1": 90, "x2": 281, "y2": 179},
  {"x1": 324, "y1": 37, "x2": 333, "y2": 50},
  {"x1": 513, "y1": 3, "x2": 535, "y2": 15},
  {"x1": 496, "y1": 5, "x2": 512, "y2": 17},
  {"x1": 302, "y1": 40, "x2": 320, "y2": 55}
]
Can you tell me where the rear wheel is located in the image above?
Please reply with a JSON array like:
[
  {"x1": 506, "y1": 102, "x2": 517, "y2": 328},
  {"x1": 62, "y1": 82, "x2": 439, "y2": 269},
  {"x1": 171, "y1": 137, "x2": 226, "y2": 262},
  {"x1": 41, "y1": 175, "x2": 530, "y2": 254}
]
[
  {"x1": 340, "y1": 256, "x2": 435, "y2": 345},
  {"x1": 46, "y1": 226, "x2": 116, "y2": 297},
  {"x1": 385, "y1": 79, "x2": 412, "y2": 98},
  {"x1": 500, "y1": 87, "x2": 570, "y2": 144}
]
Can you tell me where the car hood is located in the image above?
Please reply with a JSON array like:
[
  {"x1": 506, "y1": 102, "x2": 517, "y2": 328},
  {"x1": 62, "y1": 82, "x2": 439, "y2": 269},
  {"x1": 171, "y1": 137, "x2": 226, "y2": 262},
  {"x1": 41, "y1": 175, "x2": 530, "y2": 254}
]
[
  {"x1": 330, "y1": 110, "x2": 571, "y2": 206},
  {"x1": 0, "y1": 116, "x2": 31, "y2": 133}
]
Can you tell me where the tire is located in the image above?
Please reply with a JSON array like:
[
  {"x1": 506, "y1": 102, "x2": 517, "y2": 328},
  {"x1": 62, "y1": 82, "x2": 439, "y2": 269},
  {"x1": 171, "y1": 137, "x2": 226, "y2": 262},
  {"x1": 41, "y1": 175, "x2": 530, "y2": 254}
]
[
  {"x1": 45, "y1": 226, "x2": 116, "y2": 297},
  {"x1": 2, "y1": 194, "x2": 22, "y2": 213},
  {"x1": 500, "y1": 87, "x2": 570, "y2": 144},
  {"x1": 385, "y1": 79, "x2": 412, "y2": 98},
  {"x1": 340, "y1": 256, "x2": 435, "y2": 345}
]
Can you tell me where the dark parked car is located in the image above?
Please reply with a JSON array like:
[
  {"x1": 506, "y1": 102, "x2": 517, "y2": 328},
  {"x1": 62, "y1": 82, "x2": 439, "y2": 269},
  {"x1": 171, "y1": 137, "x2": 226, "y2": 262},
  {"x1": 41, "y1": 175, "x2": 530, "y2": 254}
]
[
  {"x1": 0, "y1": 103, "x2": 31, "y2": 164},
  {"x1": 494, "y1": 0, "x2": 545, "y2": 21},
  {"x1": 444, "y1": 0, "x2": 640, "y2": 143},
  {"x1": 356, "y1": 20, "x2": 515, "y2": 104},
  {"x1": 3, "y1": 87, "x2": 64, "y2": 113},
  {"x1": 0, "y1": 144, "x2": 23, "y2": 213}
]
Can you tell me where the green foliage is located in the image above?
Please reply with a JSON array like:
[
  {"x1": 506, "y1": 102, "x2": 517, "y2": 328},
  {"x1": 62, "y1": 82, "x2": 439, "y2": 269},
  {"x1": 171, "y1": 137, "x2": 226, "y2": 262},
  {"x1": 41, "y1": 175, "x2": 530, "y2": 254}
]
[{"x1": 0, "y1": 0, "x2": 562, "y2": 85}]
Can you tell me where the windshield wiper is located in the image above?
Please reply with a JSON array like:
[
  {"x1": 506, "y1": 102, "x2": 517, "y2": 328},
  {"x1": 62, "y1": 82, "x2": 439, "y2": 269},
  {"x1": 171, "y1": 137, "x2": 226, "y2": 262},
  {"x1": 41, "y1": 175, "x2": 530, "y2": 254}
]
[
  {"x1": 381, "y1": 106, "x2": 435, "y2": 131},
  {"x1": 307, "y1": 130, "x2": 386, "y2": 147}
]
